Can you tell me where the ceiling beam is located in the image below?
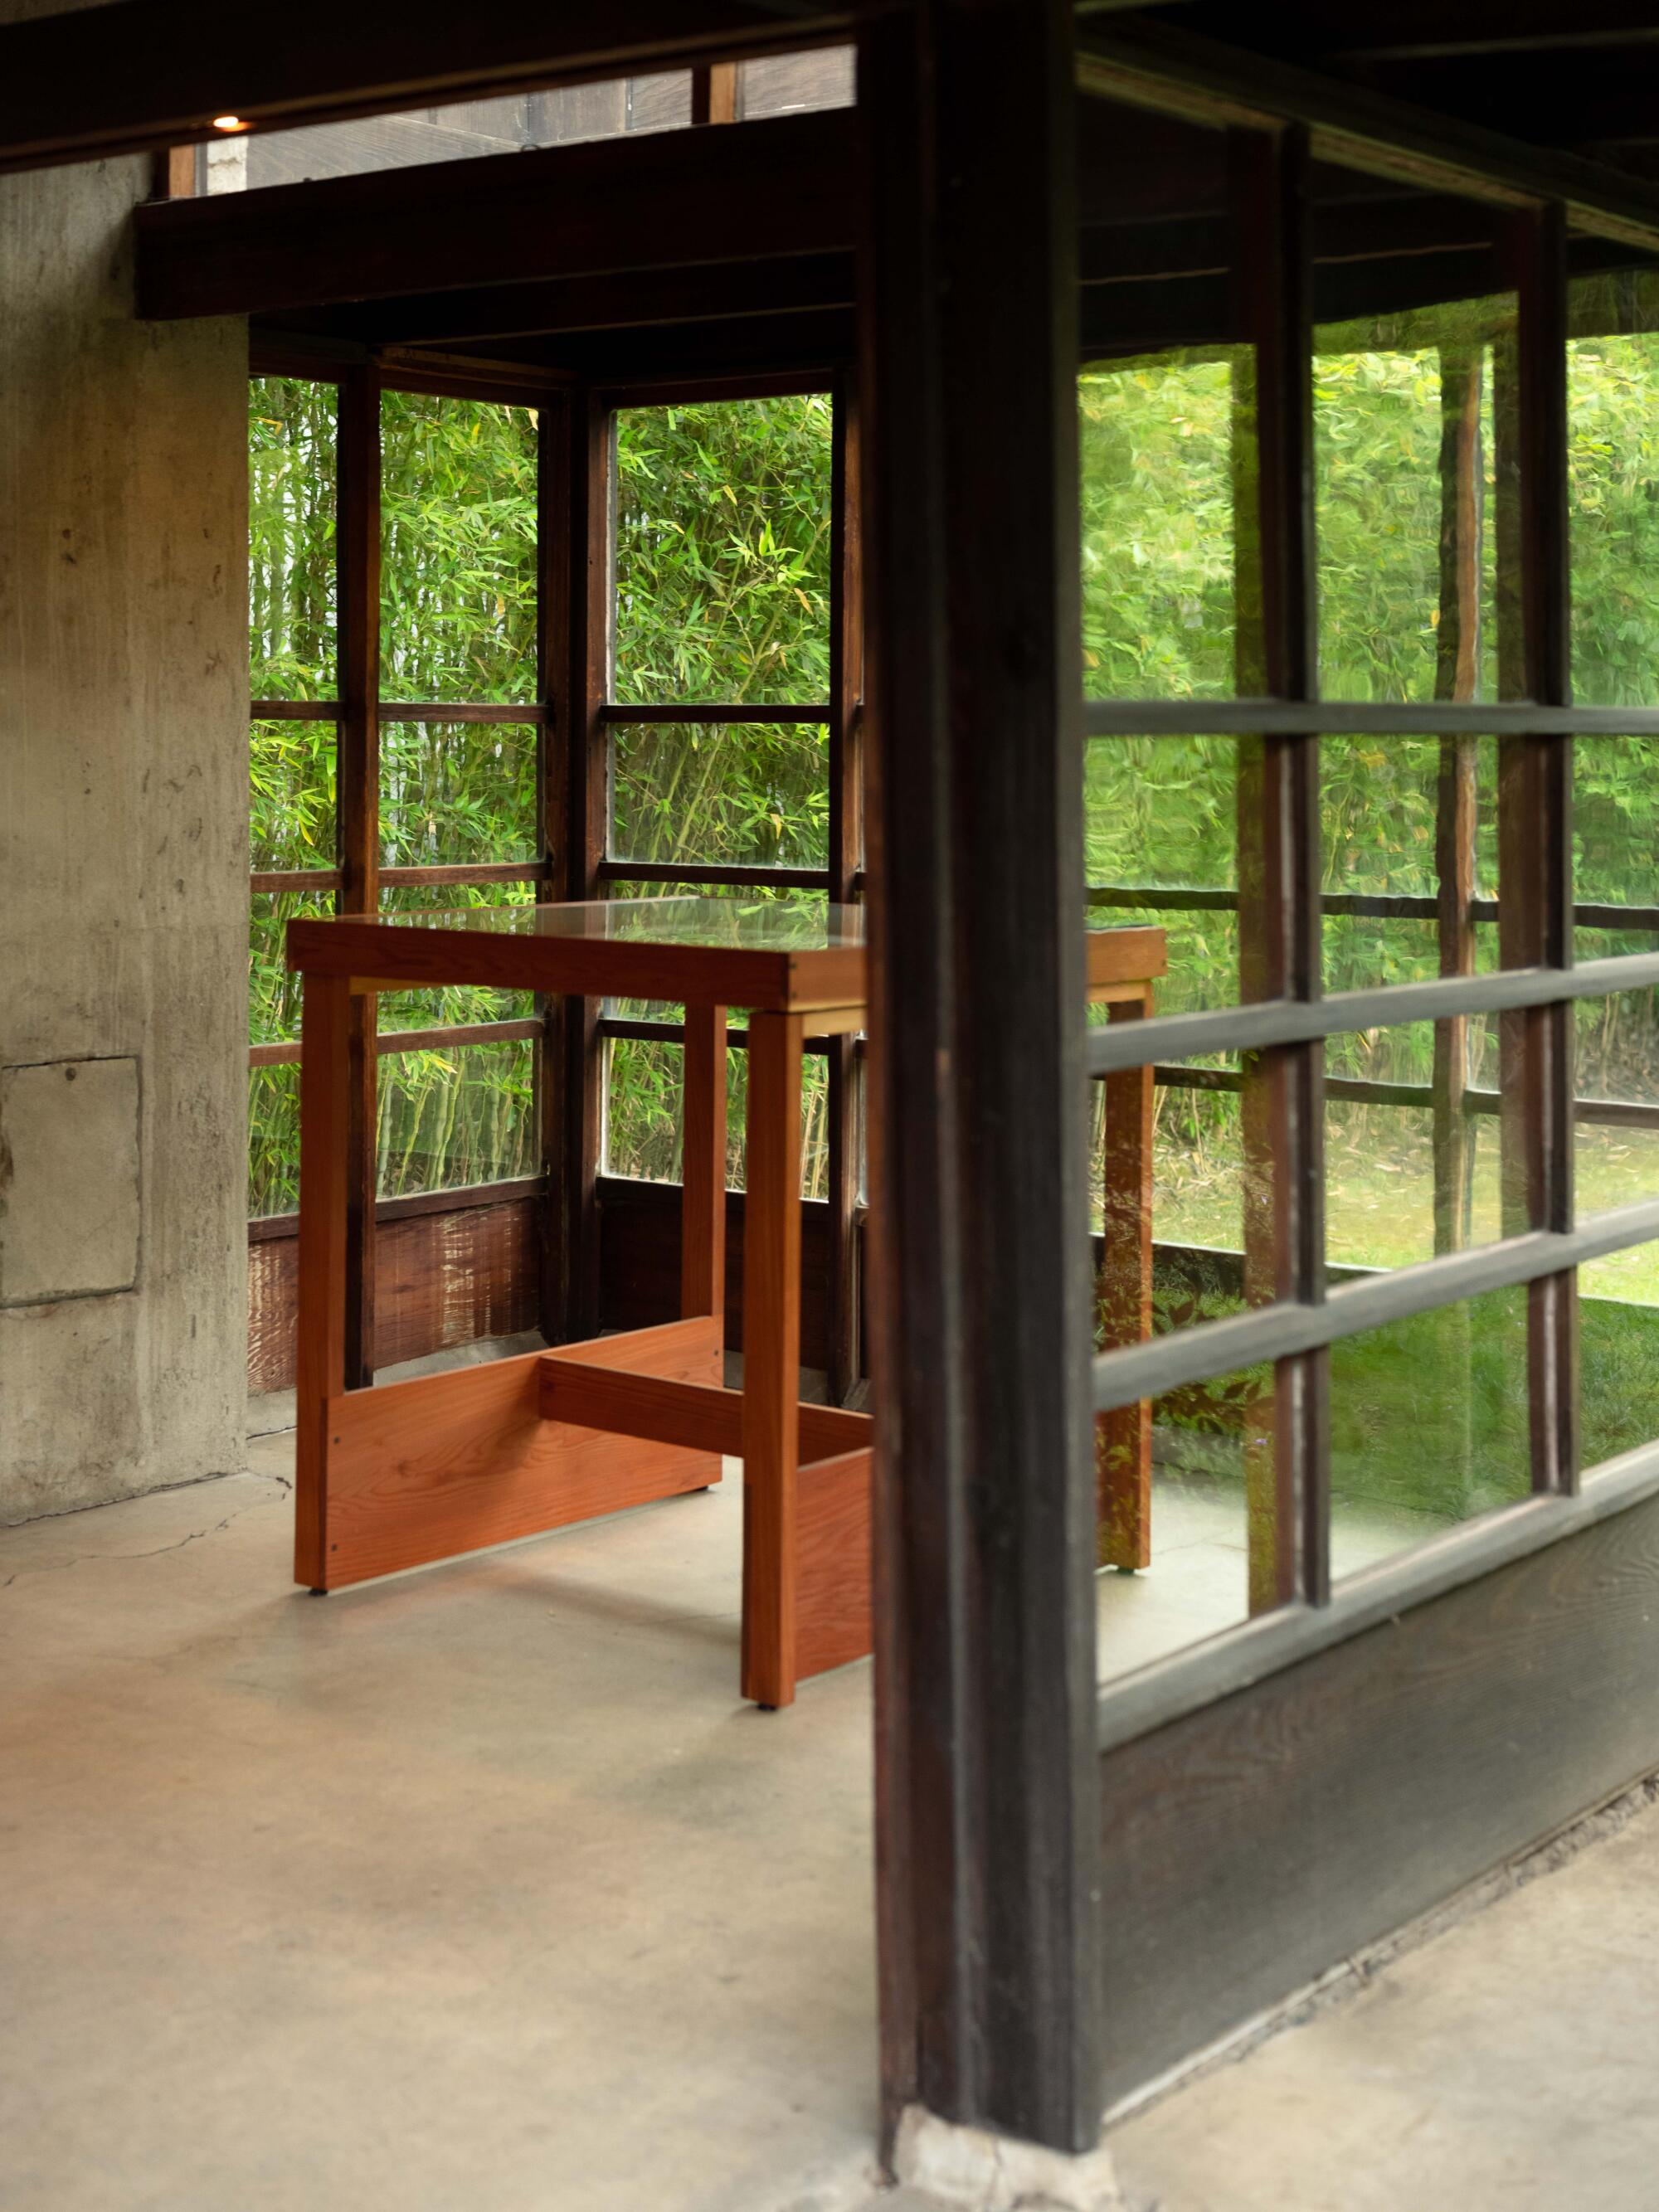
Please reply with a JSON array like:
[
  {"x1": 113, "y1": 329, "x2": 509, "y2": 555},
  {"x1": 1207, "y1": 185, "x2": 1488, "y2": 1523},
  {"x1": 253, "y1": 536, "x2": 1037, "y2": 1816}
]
[
  {"x1": 264, "y1": 253, "x2": 856, "y2": 348},
  {"x1": 134, "y1": 109, "x2": 854, "y2": 320},
  {"x1": 1168, "y1": 2, "x2": 1659, "y2": 65},
  {"x1": 0, "y1": 0, "x2": 855, "y2": 176}
]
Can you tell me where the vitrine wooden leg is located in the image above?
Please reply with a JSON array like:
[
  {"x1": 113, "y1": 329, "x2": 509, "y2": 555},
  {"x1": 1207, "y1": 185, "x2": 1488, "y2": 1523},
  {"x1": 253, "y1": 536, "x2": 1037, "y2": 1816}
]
[
  {"x1": 741, "y1": 1010, "x2": 804, "y2": 1707},
  {"x1": 1097, "y1": 984, "x2": 1155, "y2": 1571},
  {"x1": 681, "y1": 1003, "x2": 727, "y2": 1321},
  {"x1": 294, "y1": 971, "x2": 353, "y2": 1590}
]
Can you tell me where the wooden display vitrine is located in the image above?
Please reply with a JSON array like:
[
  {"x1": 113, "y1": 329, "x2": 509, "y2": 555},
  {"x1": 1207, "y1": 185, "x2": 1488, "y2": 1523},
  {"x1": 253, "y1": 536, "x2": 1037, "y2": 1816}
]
[{"x1": 287, "y1": 897, "x2": 1165, "y2": 1704}]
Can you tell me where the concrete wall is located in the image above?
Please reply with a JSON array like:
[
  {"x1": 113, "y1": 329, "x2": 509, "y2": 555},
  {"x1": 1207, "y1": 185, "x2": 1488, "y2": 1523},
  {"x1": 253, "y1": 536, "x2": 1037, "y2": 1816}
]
[{"x1": 0, "y1": 136, "x2": 249, "y2": 1520}]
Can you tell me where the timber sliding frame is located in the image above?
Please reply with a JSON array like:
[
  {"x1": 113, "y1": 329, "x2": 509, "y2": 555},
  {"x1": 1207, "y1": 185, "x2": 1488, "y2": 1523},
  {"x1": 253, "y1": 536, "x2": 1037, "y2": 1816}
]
[
  {"x1": 860, "y1": 0, "x2": 1103, "y2": 2152},
  {"x1": 1073, "y1": 16, "x2": 1659, "y2": 2120}
]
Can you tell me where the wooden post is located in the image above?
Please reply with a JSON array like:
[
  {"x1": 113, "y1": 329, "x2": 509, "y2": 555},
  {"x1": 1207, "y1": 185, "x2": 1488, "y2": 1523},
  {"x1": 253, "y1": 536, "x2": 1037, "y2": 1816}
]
[
  {"x1": 549, "y1": 388, "x2": 611, "y2": 1344},
  {"x1": 860, "y1": 0, "x2": 1103, "y2": 2151},
  {"x1": 1496, "y1": 208, "x2": 1578, "y2": 1495},
  {"x1": 1097, "y1": 989, "x2": 1154, "y2": 1570},
  {"x1": 1433, "y1": 347, "x2": 1483, "y2": 1257},
  {"x1": 691, "y1": 62, "x2": 740, "y2": 125},
  {"x1": 336, "y1": 364, "x2": 382, "y2": 1388},
  {"x1": 294, "y1": 972, "x2": 351, "y2": 1588},
  {"x1": 826, "y1": 376, "x2": 865, "y2": 1403},
  {"x1": 1231, "y1": 127, "x2": 1329, "y2": 1616},
  {"x1": 740, "y1": 1010, "x2": 804, "y2": 1708},
  {"x1": 681, "y1": 1003, "x2": 728, "y2": 1320}
]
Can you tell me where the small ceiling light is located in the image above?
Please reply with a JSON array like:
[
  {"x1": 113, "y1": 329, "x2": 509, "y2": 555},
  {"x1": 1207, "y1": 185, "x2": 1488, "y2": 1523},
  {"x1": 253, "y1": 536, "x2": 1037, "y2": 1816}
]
[{"x1": 212, "y1": 114, "x2": 247, "y2": 132}]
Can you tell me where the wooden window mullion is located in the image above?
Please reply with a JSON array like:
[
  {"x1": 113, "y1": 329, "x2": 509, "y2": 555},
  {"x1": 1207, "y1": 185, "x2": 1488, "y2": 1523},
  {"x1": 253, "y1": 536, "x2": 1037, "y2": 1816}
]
[
  {"x1": 1503, "y1": 202, "x2": 1579, "y2": 1495},
  {"x1": 1233, "y1": 124, "x2": 1329, "y2": 1612},
  {"x1": 826, "y1": 376, "x2": 864, "y2": 1403},
  {"x1": 336, "y1": 362, "x2": 382, "y2": 1388}
]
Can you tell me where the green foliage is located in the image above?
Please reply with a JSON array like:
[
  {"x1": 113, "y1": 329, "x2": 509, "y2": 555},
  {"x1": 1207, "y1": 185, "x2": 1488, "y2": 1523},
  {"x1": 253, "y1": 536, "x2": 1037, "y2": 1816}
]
[{"x1": 613, "y1": 396, "x2": 833, "y2": 703}]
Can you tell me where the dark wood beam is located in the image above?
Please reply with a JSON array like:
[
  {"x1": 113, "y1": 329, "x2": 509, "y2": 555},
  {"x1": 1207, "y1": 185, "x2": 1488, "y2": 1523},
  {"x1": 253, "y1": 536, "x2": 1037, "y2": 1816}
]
[
  {"x1": 863, "y1": 0, "x2": 1103, "y2": 2155},
  {"x1": 135, "y1": 109, "x2": 854, "y2": 321},
  {"x1": 264, "y1": 253, "x2": 855, "y2": 349},
  {"x1": 443, "y1": 309, "x2": 854, "y2": 383},
  {"x1": 1171, "y1": 2, "x2": 1659, "y2": 65},
  {"x1": 0, "y1": 0, "x2": 856, "y2": 175}
]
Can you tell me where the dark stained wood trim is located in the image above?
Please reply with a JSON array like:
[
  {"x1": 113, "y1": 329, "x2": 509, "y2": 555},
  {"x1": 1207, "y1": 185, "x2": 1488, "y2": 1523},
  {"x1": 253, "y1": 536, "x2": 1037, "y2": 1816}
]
[
  {"x1": 134, "y1": 109, "x2": 856, "y2": 320},
  {"x1": 825, "y1": 372, "x2": 864, "y2": 1404},
  {"x1": 2, "y1": 2, "x2": 858, "y2": 173},
  {"x1": 861, "y1": 0, "x2": 1103, "y2": 2150},
  {"x1": 251, "y1": 1175, "x2": 547, "y2": 1242},
  {"x1": 1500, "y1": 204, "x2": 1578, "y2": 1495},
  {"x1": 316, "y1": 253, "x2": 855, "y2": 351},
  {"x1": 1231, "y1": 124, "x2": 1330, "y2": 1615},
  {"x1": 1097, "y1": 1476, "x2": 1659, "y2": 2110},
  {"x1": 336, "y1": 363, "x2": 382, "y2": 1391}
]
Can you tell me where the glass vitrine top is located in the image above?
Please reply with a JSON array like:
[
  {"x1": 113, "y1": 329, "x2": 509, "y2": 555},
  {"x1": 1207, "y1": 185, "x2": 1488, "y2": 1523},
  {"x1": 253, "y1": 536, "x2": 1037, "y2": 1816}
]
[{"x1": 348, "y1": 895, "x2": 868, "y2": 950}]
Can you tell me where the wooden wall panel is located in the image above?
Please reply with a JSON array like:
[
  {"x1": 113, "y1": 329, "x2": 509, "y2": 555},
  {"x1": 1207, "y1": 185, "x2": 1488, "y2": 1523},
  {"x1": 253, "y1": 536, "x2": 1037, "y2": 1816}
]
[
  {"x1": 596, "y1": 1174, "x2": 841, "y2": 1372},
  {"x1": 1097, "y1": 1481, "x2": 1659, "y2": 2109},
  {"x1": 247, "y1": 1176, "x2": 853, "y2": 1394},
  {"x1": 248, "y1": 1195, "x2": 540, "y2": 1394}
]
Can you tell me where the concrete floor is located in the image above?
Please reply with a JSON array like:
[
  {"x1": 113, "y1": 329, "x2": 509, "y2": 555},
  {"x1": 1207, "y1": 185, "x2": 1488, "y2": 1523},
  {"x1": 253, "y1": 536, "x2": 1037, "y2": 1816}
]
[
  {"x1": 1102, "y1": 1779, "x2": 1659, "y2": 2212},
  {"x1": 7, "y1": 1427, "x2": 1658, "y2": 2212},
  {"x1": 0, "y1": 1441, "x2": 884, "y2": 2212}
]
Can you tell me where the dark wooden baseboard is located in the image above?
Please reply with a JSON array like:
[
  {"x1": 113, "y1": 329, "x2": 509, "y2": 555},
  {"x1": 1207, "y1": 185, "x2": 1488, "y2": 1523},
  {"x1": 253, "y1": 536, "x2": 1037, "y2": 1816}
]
[{"x1": 1097, "y1": 1476, "x2": 1659, "y2": 2108}]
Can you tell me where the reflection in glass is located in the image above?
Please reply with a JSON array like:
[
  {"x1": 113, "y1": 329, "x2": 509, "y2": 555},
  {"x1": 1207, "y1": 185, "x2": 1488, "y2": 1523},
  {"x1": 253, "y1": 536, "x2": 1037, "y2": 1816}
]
[
  {"x1": 379, "y1": 720, "x2": 537, "y2": 867},
  {"x1": 1331, "y1": 1288, "x2": 1529, "y2": 1578},
  {"x1": 375, "y1": 882, "x2": 534, "y2": 1032},
  {"x1": 250, "y1": 377, "x2": 337, "y2": 698},
  {"x1": 1096, "y1": 1352, "x2": 1263, "y2": 1685},
  {"x1": 249, "y1": 1063, "x2": 300, "y2": 1221},
  {"x1": 251, "y1": 720, "x2": 336, "y2": 871},
  {"x1": 610, "y1": 722, "x2": 829, "y2": 868},
  {"x1": 1078, "y1": 352, "x2": 1239, "y2": 701},
  {"x1": 604, "y1": 1034, "x2": 830, "y2": 1199},
  {"x1": 1310, "y1": 161, "x2": 1511, "y2": 702},
  {"x1": 250, "y1": 888, "x2": 335, "y2": 1044},
  {"x1": 377, "y1": 1039, "x2": 536, "y2": 1199},
  {"x1": 380, "y1": 392, "x2": 538, "y2": 704},
  {"x1": 1569, "y1": 265, "x2": 1659, "y2": 707},
  {"x1": 613, "y1": 395, "x2": 833, "y2": 706}
]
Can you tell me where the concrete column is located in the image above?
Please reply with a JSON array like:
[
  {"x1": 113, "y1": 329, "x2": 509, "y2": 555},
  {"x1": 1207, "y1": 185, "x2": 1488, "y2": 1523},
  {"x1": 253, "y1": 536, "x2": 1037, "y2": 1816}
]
[{"x1": 0, "y1": 124, "x2": 249, "y2": 1519}]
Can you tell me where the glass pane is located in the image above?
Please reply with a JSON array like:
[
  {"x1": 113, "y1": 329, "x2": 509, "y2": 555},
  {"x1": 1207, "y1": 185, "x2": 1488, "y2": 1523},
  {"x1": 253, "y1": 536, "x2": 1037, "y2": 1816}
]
[
  {"x1": 249, "y1": 376, "x2": 336, "y2": 698},
  {"x1": 251, "y1": 718, "x2": 336, "y2": 870},
  {"x1": 1097, "y1": 1353, "x2": 1267, "y2": 1684},
  {"x1": 379, "y1": 719, "x2": 538, "y2": 867},
  {"x1": 1574, "y1": 735, "x2": 1659, "y2": 921},
  {"x1": 1087, "y1": 1052, "x2": 1258, "y2": 1336},
  {"x1": 1331, "y1": 1289, "x2": 1530, "y2": 1578},
  {"x1": 381, "y1": 393, "x2": 538, "y2": 704},
  {"x1": 609, "y1": 722, "x2": 829, "y2": 869},
  {"x1": 1084, "y1": 736, "x2": 1237, "y2": 1017},
  {"x1": 376, "y1": 882, "x2": 534, "y2": 1030},
  {"x1": 207, "y1": 76, "x2": 691, "y2": 193},
  {"x1": 603, "y1": 1033, "x2": 830, "y2": 1199},
  {"x1": 1311, "y1": 163, "x2": 1512, "y2": 704},
  {"x1": 251, "y1": 888, "x2": 334, "y2": 1045},
  {"x1": 612, "y1": 395, "x2": 833, "y2": 705},
  {"x1": 377, "y1": 1038, "x2": 536, "y2": 1199},
  {"x1": 1078, "y1": 352, "x2": 1240, "y2": 701},
  {"x1": 1568, "y1": 261, "x2": 1659, "y2": 707},
  {"x1": 1325, "y1": 1020, "x2": 1503, "y2": 1272},
  {"x1": 249, "y1": 1062, "x2": 300, "y2": 1221},
  {"x1": 737, "y1": 48, "x2": 855, "y2": 117},
  {"x1": 1570, "y1": 969, "x2": 1659, "y2": 1471}
]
